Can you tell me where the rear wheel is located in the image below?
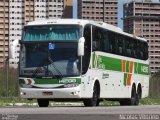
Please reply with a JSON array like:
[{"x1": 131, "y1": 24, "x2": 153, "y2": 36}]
[
  {"x1": 120, "y1": 85, "x2": 138, "y2": 106},
  {"x1": 83, "y1": 84, "x2": 100, "y2": 107},
  {"x1": 135, "y1": 86, "x2": 141, "y2": 105},
  {"x1": 37, "y1": 99, "x2": 49, "y2": 107},
  {"x1": 130, "y1": 85, "x2": 137, "y2": 105}
]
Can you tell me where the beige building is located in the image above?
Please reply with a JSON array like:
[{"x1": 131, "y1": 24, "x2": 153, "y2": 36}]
[
  {"x1": 123, "y1": 0, "x2": 160, "y2": 74},
  {"x1": 63, "y1": 0, "x2": 73, "y2": 18},
  {"x1": 0, "y1": 0, "x2": 73, "y2": 68},
  {"x1": 78, "y1": 0, "x2": 118, "y2": 26},
  {"x1": 0, "y1": 0, "x2": 9, "y2": 67},
  {"x1": 24, "y1": 0, "x2": 35, "y2": 24}
]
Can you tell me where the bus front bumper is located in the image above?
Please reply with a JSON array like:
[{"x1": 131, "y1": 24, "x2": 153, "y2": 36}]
[{"x1": 20, "y1": 86, "x2": 81, "y2": 99}]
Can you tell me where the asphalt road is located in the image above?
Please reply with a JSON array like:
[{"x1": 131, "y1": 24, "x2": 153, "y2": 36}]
[{"x1": 0, "y1": 105, "x2": 160, "y2": 120}]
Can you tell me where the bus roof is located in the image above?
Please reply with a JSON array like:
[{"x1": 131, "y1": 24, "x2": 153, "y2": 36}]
[{"x1": 26, "y1": 19, "x2": 147, "y2": 42}]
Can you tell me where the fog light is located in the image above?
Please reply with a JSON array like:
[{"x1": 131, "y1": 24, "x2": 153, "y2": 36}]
[
  {"x1": 20, "y1": 92, "x2": 26, "y2": 95},
  {"x1": 71, "y1": 91, "x2": 80, "y2": 95}
]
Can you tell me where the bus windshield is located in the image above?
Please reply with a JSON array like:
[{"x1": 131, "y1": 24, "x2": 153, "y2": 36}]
[
  {"x1": 20, "y1": 42, "x2": 81, "y2": 77},
  {"x1": 22, "y1": 25, "x2": 80, "y2": 41}
]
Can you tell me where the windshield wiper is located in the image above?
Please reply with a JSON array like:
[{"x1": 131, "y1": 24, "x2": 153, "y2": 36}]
[
  {"x1": 48, "y1": 52, "x2": 64, "y2": 79},
  {"x1": 32, "y1": 58, "x2": 62, "y2": 79},
  {"x1": 32, "y1": 59, "x2": 48, "y2": 78}
]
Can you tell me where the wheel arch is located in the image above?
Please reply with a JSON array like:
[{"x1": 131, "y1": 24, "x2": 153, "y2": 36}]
[
  {"x1": 91, "y1": 79, "x2": 100, "y2": 98},
  {"x1": 130, "y1": 82, "x2": 136, "y2": 97},
  {"x1": 94, "y1": 80, "x2": 100, "y2": 97},
  {"x1": 132, "y1": 82, "x2": 136, "y2": 90}
]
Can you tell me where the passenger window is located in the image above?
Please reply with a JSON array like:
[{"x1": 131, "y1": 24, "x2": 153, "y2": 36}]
[
  {"x1": 109, "y1": 32, "x2": 116, "y2": 54},
  {"x1": 136, "y1": 41, "x2": 141, "y2": 59},
  {"x1": 117, "y1": 36, "x2": 123, "y2": 55},
  {"x1": 103, "y1": 30, "x2": 110, "y2": 53},
  {"x1": 92, "y1": 27, "x2": 104, "y2": 51},
  {"x1": 144, "y1": 42, "x2": 148, "y2": 60},
  {"x1": 126, "y1": 39, "x2": 131, "y2": 57},
  {"x1": 132, "y1": 39, "x2": 137, "y2": 58},
  {"x1": 140, "y1": 43, "x2": 144, "y2": 59}
]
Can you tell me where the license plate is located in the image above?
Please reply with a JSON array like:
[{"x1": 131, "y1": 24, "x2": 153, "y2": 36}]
[{"x1": 42, "y1": 92, "x2": 53, "y2": 96}]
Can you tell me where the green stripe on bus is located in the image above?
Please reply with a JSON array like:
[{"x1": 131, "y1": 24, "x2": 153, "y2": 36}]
[
  {"x1": 102, "y1": 56, "x2": 122, "y2": 72},
  {"x1": 93, "y1": 53, "x2": 122, "y2": 72},
  {"x1": 19, "y1": 78, "x2": 81, "y2": 85},
  {"x1": 92, "y1": 53, "x2": 149, "y2": 75},
  {"x1": 34, "y1": 78, "x2": 61, "y2": 84},
  {"x1": 137, "y1": 63, "x2": 149, "y2": 75},
  {"x1": 123, "y1": 73, "x2": 127, "y2": 86},
  {"x1": 35, "y1": 78, "x2": 81, "y2": 84},
  {"x1": 134, "y1": 62, "x2": 138, "y2": 74}
]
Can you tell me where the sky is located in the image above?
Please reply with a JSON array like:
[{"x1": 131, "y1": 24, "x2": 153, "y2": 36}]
[
  {"x1": 73, "y1": 0, "x2": 123, "y2": 29},
  {"x1": 73, "y1": 0, "x2": 78, "y2": 19},
  {"x1": 118, "y1": 0, "x2": 123, "y2": 29}
]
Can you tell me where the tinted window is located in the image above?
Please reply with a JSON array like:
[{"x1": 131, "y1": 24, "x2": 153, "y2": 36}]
[
  {"x1": 83, "y1": 25, "x2": 91, "y2": 74},
  {"x1": 91, "y1": 25, "x2": 148, "y2": 60}
]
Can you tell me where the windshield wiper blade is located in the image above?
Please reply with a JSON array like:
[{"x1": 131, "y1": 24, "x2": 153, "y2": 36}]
[
  {"x1": 32, "y1": 59, "x2": 47, "y2": 78},
  {"x1": 48, "y1": 55, "x2": 64, "y2": 79},
  {"x1": 32, "y1": 62, "x2": 60, "y2": 79}
]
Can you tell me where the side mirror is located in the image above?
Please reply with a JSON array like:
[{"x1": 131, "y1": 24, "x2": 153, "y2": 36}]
[
  {"x1": 9, "y1": 39, "x2": 19, "y2": 59},
  {"x1": 78, "y1": 37, "x2": 85, "y2": 56}
]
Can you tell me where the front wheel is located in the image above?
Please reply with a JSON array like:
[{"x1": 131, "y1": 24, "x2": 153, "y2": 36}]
[
  {"x1": 83, "y1": 84, "x2": 100, "y2": 107},
  {"x1": 37, "y1": 99, "x2": 49, "y2": 107}
]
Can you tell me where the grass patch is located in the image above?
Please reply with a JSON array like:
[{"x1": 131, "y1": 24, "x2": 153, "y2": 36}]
[
  {"x1": 139, "y1": 98, "x2": 160, "y2": 105},
  {"x1": 0, "y1": 97, "x2": 159, "y2": 107},
  {"x1": 102, "y1": 98, "x2": 160, "y2": 106},
  {"x1": 0, "y1": 98, "x2": 37, "y2": 107},
  {"x1": 101, "y1": 100, "x2": 120, "y2": 106}
]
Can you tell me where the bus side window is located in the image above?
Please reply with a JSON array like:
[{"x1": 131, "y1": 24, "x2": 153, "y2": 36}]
[
  {"x1": 117, "y1": 35, "x2": 123, "y2": 55},
  {"x1": 92, "y1": 27, "x2": 104, "y2": 51},
  {"x1": 103, "y1": 30, "x2": 110, "y2": 53},
  {"x1": 136, "y1": 41, "x2": 141, "y2": 59},
  {"x1": 109, "y1": 32, "x2": 116, "y2": 54},
  {"x1": 118, "y1": 41, "x2": 123, "y2": 55},
  {"x1": 92, "y1": 28, "x2": 98, "y2": 51},
  {"x1": 140, "y1": 41, "x2": 148, "y2": 60},
  {"x1": 130, "y1": 39, "x2": 136, "y2": 58},
  {"x1": 110, "y1": 39, "x2": 115, "y2": 54},
  {"x1": 132, "y1": 39, "x2": 137, "y2": 58},
  {"x1": 125, "y1": 38, "x2": 131, "y2": 57},
  {"x1": 140, "y1": 42, "x2": 144, "y2": 59},
  {"x1": 144, "y1": 42, "x2": 148, "y2": 60}
]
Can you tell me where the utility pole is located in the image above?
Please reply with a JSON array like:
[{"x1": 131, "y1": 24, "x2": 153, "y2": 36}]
[{"x1": 3, "y1": 0, "x2": 9, "y2": 98}]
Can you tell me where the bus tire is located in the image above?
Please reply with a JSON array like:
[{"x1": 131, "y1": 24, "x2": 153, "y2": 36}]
[
  {"x1": 130, "y1": 85, "x2": 137, "y2": 105},
  {"x1": 83, "y1": 84, "x2": 100, "y2": 107},
  {"x1": 120, "y1": 85, "x2": 138, "y2": 106},
  {"x1": 135, "y1": 85, "x2": 141, "y2": 105},
  {"x1": 37, "y1": 99, "x2": 49, "y2": 107}
]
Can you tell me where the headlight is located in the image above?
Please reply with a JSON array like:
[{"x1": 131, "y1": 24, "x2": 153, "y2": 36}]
[{"x1": 63, "y1": 83, "x2": 79, "y2": 88}]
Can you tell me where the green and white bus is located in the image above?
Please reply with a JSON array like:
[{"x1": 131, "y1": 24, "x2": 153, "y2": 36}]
[{"x1": 13, "y1": 19, "x2": 149, "y2": 107}]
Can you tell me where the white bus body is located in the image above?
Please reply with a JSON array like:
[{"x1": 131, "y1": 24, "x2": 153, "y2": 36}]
[{"x1": 18, "y1": 19, "x2": 149, "y2": 107}]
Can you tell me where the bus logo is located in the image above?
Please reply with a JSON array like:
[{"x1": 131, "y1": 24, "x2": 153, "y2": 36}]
[{"x1": 141, "y1": 66, "x2": 148, "y2": 73}]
